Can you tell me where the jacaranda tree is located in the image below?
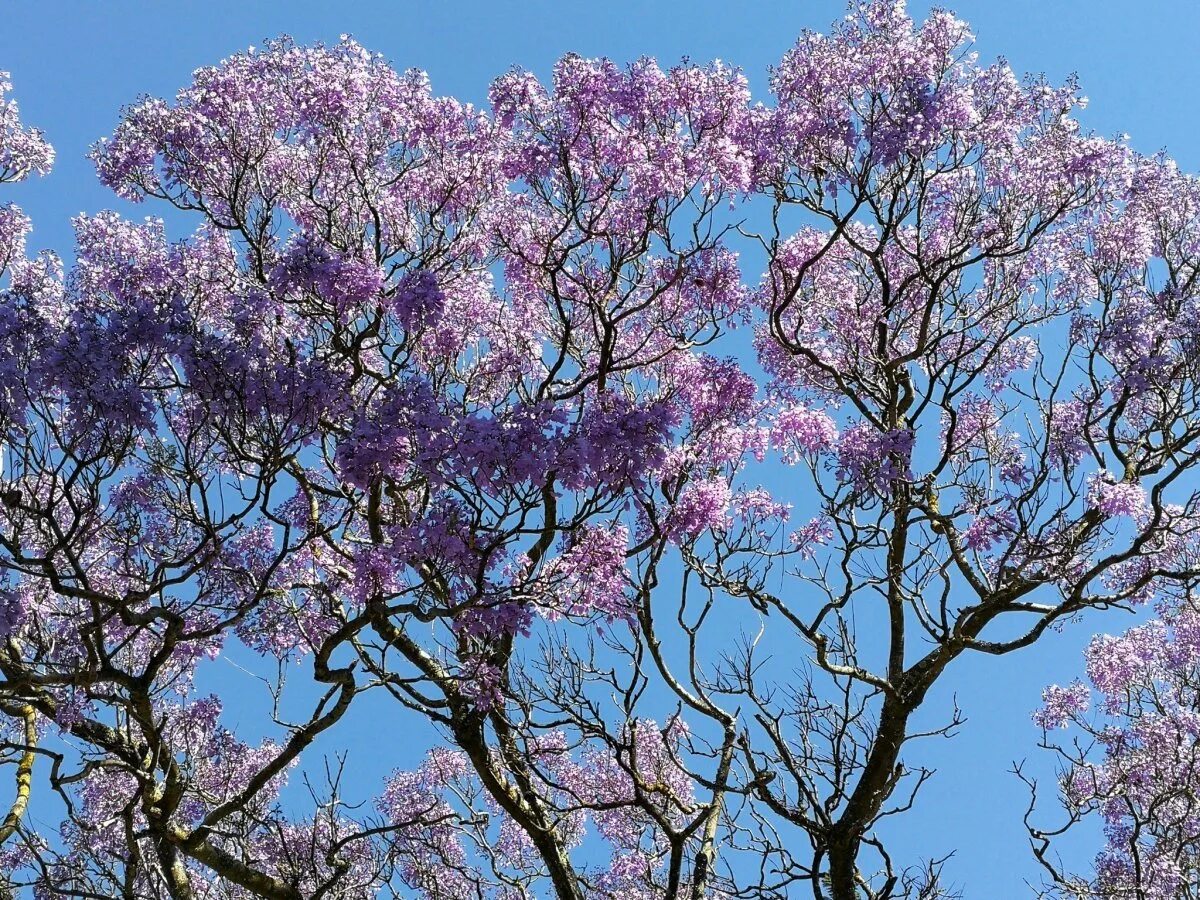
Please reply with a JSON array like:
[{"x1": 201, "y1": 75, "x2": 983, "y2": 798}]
[{"x1": 2, "y1": 2, "x2": 1199, "y2": 897}]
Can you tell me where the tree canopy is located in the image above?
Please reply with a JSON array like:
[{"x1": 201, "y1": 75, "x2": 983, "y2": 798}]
[{"x1": 1, "y1": 3, "x2": 1199, "y2": 897}]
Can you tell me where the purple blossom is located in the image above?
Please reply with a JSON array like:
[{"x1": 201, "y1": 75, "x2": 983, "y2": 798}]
[
  {"x1": 389, "y1": 267, "x2": 446, "y2": 332},
  {"x1": 962, "y1": 508, "x2": 1016, "y2": 552},
  {"x1": 559, "y1": 393, "x2": 677, "y2": 490},
  {"x1": 732, "y1": 487, "x2": 791, "y2": 539},
  {"x1": 1048, "y1": 398, "x2": 1092, "y2": 469},
  {"x1": 670, "y1": 353, "x2": 759, "y2": 429},
  {"x1": 0, "y1": 588, "x2": 24, "y2": 637},
  {"x1": 269, "y1": 235, "x2": 385, "y2": 320},
  {"x1": 944, "y1": 394, "x2": 1028, "y2": 485},
  {"x1": 669, "y1": 477, "x2": 732, "y2": 542},
  {"x1": 1087, "y1": 471, "x2": 1150, "y2": 521},
  {"x1": 335, "y1": 378, "x2": 454, "y2": 488},
  {"x1": 790, "y1": 516, "x2": 834, "y2": 558},
  {"x1": 544, "y1": 524, "x2": 631, "y2": 620},
  {"x1": 1085, "y1": 621, "x2": 1169, "y2": 706},
  {"x1": 0, "y1": 71, "x2": 53, "y2": 183},
  {"x1": 835, "y1": 423, "x2": 915, "y2": 495},
  {"x1": 771, "y1": 405, "x2": 838, "y2": 461},
  {"x1": 1033, "y1": 681, "x2": 1090, "y2": 729}
]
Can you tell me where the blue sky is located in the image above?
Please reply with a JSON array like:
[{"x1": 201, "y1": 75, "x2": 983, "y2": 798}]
[{"x1": 2, "y1": 0, "x2": 1195, "y2": 893}]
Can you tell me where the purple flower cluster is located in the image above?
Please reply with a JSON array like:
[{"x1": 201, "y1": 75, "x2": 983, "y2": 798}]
[
  {"x1": 669, "y1": 477, "x2": 733, "y2": 542},
  {"x1": 1087, "y1": 471, "x2": 1150, "y2": 521},
  {"x1": 389, "y1": 267, "x2": 446, "y2": 332},
  {"x1": 835, "y1": 423, "x2": 915, "y2": 496},
  {"x1": 1032, "y1": 681, "x2": 1090, "y2": 730},
  {"x1": 771, "y1": 404, "x2": 839, "y2": 462},
  {"x1": 544, "y1": 524, "x2": 632, "y2": 620},
  {"x1": 790, "y1": 516, "x2": 835, "y2": 558},
  {"x1": 269, "y1": 235, "x2": 385, "y2": 321},
  {"x1": 1037, "y1": 604, "x2": 1200, "y2": 896},
  {"x1": 0, "y1": 588, "x2": 24, "y2": 638},
  {"x1": 0, "y1": 71, "x2": 53, "y2": 183}
]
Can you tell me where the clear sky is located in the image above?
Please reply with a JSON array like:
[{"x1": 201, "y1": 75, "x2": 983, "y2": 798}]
[{"x1": 2, "y1": 1, "x2": 1195, "y2": 894}]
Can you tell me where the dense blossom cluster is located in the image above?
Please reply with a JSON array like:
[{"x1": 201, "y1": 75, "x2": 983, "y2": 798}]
[
  {"x1": 1086, "y1": 471, "x2": 1150, "y2": 521},
  {"x1": 0, "y1": 72, "x2": 52, "y2": 184},
  {"x1": 1036, "y1": 600, "x2": 1200, "y2": 897},
  {"x1": 0, "y1": 3, "x2": 1198, "y2": 898}
]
